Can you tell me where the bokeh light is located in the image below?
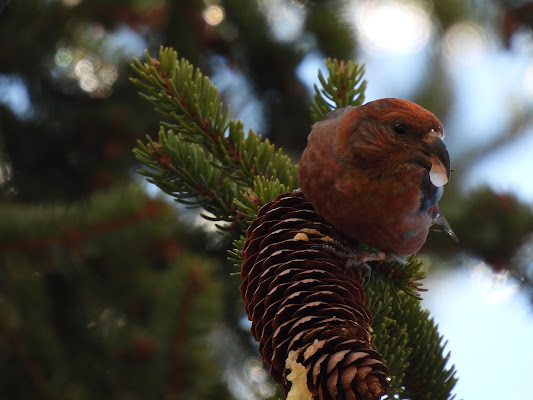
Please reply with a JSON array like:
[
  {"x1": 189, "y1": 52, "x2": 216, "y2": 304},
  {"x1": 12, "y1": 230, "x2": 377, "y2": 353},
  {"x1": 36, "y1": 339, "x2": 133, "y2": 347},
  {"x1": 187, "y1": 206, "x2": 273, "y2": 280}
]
[
  {"x1": 244, "y1": 357, "x2": 275, "y2": 398},
  {"x1": 54, "y1": 47, "x2": 118, "y2": 98},
  {"x1": 74, "y1": 58, "x2": 95, "y2": 77},
  {"x1": 98, "y1": 65, "x2": 118, "y2": 85},
  {"x1": 442, "y1": 21, "x2": 490, "y2": 67},
  {"x1": 471, "y1": 261, "x2": 520, "y2": 303},
  {"x1": 258, "y1": 0, "x2": 306, "y2": 42},
  {"x1": 203, "y1": 4, "x2": 225, "y2": 26},
  {"x1": 62, "y1": 0, "x2": 82, "y2": 7},
  {"x1": 79, "y1": 74, "x2": 99, "y2": 93},
  {"x1": 55, "y1": 48, "x2": 73, "y2": 67},
  {"x1": 350, "y1": 0, "x2": 432, "y2": 54}
]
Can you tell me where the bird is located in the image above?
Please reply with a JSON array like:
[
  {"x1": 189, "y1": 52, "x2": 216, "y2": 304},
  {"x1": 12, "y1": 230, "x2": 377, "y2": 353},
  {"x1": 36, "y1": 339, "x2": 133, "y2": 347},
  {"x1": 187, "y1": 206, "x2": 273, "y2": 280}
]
[{"x1": 298, "y1": 98, "x2": 458, "y2": 262}]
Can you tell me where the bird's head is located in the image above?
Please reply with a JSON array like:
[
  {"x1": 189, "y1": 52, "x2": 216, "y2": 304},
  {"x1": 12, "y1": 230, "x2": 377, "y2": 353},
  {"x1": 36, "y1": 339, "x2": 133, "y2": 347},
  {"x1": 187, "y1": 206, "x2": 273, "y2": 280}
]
[{"x1": 333, "y1": 98, "x2": 450, "y2": 187}]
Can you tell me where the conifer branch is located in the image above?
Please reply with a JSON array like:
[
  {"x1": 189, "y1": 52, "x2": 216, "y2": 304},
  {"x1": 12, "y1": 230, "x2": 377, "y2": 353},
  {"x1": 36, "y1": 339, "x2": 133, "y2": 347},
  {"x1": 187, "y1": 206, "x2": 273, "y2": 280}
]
[
  {"x1": 0, "y1": 185, "x2": 167, "y2": 257},
  {"x1": 310, "y1": 58, "x2": 367, "y2": 123},
  {"x1": 131, "y1": 47, "x2": 298, "y2": 233},
  {"x1": 367, "y1": 263, "x2": 457, "y2": 400},
  {"x1": 372, "y1": 255, "x2": 428, "y2": 301},
  {"x1": 365, "y1": 283, "x2": 411, "y2": 398},
  {"x1": 135, "y1": 128, "x2": 246, "y2": 233}
]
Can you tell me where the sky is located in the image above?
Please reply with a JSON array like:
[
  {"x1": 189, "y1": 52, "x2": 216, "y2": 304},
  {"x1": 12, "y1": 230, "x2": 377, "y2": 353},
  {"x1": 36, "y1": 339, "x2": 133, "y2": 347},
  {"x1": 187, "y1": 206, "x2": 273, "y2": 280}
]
[{"x1": 423, "y1": 261, "x2": 533, "y2": 400}]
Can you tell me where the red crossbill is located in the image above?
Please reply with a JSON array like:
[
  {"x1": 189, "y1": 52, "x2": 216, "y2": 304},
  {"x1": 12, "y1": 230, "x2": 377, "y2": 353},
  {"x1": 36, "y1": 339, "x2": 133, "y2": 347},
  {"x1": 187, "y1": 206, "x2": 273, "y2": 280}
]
[{"x1": 298, "y1": 98, "x2": 457, "y2": 259}]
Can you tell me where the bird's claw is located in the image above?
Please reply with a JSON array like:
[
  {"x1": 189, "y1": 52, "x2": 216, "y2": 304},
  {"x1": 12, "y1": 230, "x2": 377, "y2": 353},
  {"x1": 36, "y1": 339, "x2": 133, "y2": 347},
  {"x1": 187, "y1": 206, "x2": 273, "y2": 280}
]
[
  {"x1": 344, "y1": 258, "x2": 372, "y2": 287},
  {"x1": 310, "y1": 241, "x2": 386, "y2": 287}
]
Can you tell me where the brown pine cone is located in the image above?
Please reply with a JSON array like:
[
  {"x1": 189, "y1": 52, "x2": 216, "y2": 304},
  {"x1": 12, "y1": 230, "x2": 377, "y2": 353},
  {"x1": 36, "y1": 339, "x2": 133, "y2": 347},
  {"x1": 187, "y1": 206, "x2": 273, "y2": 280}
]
[{"x1": 240, "y1": 191, "x2": 389, "y2": 400}]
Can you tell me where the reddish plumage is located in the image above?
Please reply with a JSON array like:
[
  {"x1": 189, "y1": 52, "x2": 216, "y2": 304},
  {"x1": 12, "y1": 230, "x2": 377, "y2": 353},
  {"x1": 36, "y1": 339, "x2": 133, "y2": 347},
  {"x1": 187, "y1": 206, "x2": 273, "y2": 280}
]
[{"x1": 299, "y1": 98, "x2": 455, "y2": 257}]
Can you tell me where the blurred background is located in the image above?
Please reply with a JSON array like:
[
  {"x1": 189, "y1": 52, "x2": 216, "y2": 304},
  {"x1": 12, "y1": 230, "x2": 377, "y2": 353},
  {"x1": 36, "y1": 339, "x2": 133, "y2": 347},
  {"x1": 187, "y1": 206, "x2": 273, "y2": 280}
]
[{"x1": 1, "y1": 0, "x2": 533, "y2": 399}]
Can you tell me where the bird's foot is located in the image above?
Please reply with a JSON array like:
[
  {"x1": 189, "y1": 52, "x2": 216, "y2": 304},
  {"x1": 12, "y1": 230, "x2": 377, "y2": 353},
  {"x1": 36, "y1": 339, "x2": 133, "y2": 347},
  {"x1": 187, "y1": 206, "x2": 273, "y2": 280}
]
[{"x1": 310, "y1": 240, "x2": 386, "y2": 286}]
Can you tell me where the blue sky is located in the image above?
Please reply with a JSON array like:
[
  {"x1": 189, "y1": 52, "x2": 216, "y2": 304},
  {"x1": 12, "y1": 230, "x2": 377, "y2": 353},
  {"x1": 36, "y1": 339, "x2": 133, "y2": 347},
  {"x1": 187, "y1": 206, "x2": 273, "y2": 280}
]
[{"x1": 423, "y1": 263, "x2": 533, "y2": 400}]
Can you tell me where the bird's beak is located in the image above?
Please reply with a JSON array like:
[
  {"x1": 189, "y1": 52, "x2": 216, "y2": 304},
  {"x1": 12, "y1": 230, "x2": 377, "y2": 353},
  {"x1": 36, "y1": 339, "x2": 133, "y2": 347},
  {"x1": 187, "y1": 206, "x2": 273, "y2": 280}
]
[
  {"x1": 422, "y1": 130, "x2": 450, "y2": 187},
  {"x1": 410, "y1": 130, "x2": 451, "y2": 187}
]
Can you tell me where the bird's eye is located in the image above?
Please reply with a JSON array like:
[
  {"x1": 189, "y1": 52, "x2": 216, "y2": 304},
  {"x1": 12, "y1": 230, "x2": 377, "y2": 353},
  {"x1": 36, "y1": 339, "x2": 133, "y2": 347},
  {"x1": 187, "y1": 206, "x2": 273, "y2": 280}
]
[{"x1": 394, "y1": 123, "x2": 407, "y2": 135}]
